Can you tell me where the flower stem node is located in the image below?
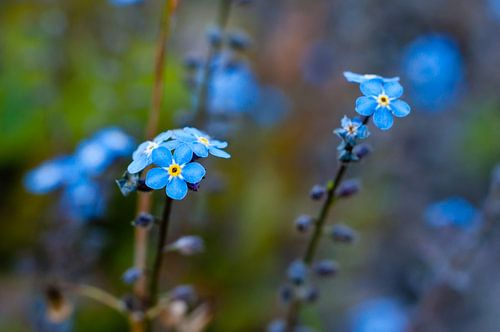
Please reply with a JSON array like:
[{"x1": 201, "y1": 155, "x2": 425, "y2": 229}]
[
  {"x1": 287, "y1": 260, "x2": 309, "y2": 286},
  {"x1": 295, "y1": 215, "x2": 314, "y2": 233},
  {"x1": 312, "y1": 260, "x2": 338, "y2": 277},
  {"x1": 309, "y1": 184, "x2": 326, "y2": 201},
  {"x1": 336, "y1": 179, "x2": 361, "y2": 198},
  {"x1": 330, "y1": 224, "x2": 356, "y2": 243}
]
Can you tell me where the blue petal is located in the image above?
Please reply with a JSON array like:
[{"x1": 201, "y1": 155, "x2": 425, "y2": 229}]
[
  {"x1": 191, "y1": 142, "x2": 209, "y2": 158},
  {"x1": 355, "y1": 97, "x2": 377, "y2": 116},
  {"x1": 166, "y1": 177, "x2": 188, "y2": 200},
  {"x1": 373, "y1": 108, "x2": 394, "y2": 130},
  {"x1": 183, "y1": 127, "x2": 205, "y2": 138},
  {"x1": 132, "y1": 142, "x2": 150, "y2": 160},
  {"x1": 152, "y1": 147, "x2": 173, "y2": 167},
  {"x1": 390, "y1": 100, "x2": 411, "y2": 117},
  {"x1": 127, "y1": 154, "x2": 150, "y2": 174},
  {"x1": 209, "y1": 147, "x2": 231, "y2": 159},
  {"x1": 174, "y1": 129, "x2": 197, "y2": 142},
  {"x1": 211, "y1": 140, "x2": 228, "y2": 149},
  {"x1": 174, "y1": 144, "x2": 193, "y2": 164},
  {"x1": 384, "y1": 81, "x2": 403, "y2": 99},
  {"x1": 182, "y1": 162, "x2": 206, "y2": 183},
  {"x1": 145, "y1": 167, "x2": 169, "y2": 189},
  {"x1": 343, "y1": 71, "x2": 365, "y2": 83},
  {"x1": 340, "y1": 116, "x2": 350, "y2": 128},
  {"x1": 360, "y1": 79, "x2": 383, "y2": 96},
  {"x1": 162, "y1": 140, "x2": 182, "y2": 150},
  {"x1": 154, "y1": 130, "x2": 172, "y2": 143}
]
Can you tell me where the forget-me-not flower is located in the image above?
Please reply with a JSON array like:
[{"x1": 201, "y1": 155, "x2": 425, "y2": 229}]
[
  {"x1": 95, "y1": 127, "x2": 135, "y2": 158},
  {"x1": 424, "y1": 197, "x2": 479, "y2": 229},
  {"x1": 127, "y1": 130, "x2": 173, "y2": 174},
  {"x1": 145, "y1": 146, "x2": 206, "y2": 200},
  {"x1": 165, "y1": 127, "x2": 230, "y2": 159},
  {"x1": 355, "y1": 79, "x2": 411, "y2": 130},
  {"x1": 344, "y1": 71, "x2": 400, "y2": 84},
  {"x1": 24, "y1": 156, "x2": 76, "y2": 194},
  {"x1": 334, "y1": 116, "x2": 369, "y2": 145}
]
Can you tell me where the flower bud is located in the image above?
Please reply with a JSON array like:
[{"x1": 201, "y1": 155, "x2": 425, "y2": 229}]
[
  {"x1": 302, "y1": 286, "x2": 319, "y2": 303},
  {"x1": 183, "y1": 55, "x2": 202, "y2": 70},
  {"x1": 336, "y1": 179, "x2": 361, "y2": 198},
  {"x1": 116, "y1": 171, "x2": 140, "y2": 196},
  {"x1": 279, "y1": 284, "x2": 294, "y2": 303},
  {"x1": 330, "y1": 224, "x2": 356, "y2": 243},
  {"x1": 295, "y1": 215, "x2": 314, "y2": 233},
  {"x1": 287, "y1": 260, "x2": 308, "y2": 285},
  {"x1": 228, "y1": 32, "x2": 251, "y2": 50},
  {"x1": 309, "y1": 184, "x2": 326, "y2": 200},
  {"x1": 122, "y1": 267, "x2": 142, "y2": 284},
  {"x1": 170, "y1": 285, "x2": 197, "y2": 304},
  {"x1": 353, "y1": 143, "x2": 372, "y2": 160},
  {"x1": 312, "y1": 260, "x2": 338, "y2": 277},
  {"x1": 131, "y1": 212, "x2": 155, "y2": 228},
  {"x1": 167, "y1": 236, "x2": 205, "y2": 256},
  {"x1": 206, "y1": 26, "x2": 223, "y2": 47}
]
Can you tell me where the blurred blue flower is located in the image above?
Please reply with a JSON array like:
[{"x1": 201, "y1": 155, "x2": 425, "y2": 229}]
[
  {"x1": 349, "y1": 297, "x2": 408, "y2": 332},
  {"x1": 207, "y1": 60, "x2": 260, "y2": 115},
  {"x1": 424, "y1": 197, "x2": 479, "y2": 229},
  {"x1": 24, "y1": 156, "x2": 75, "y2": 194},
  {"x1": 402, "y1": 34, "x2": 464, "y2": 112},
  {"x1": 127, "y1": 130, "x2": 173, "y2": 174},
  {"x1": 122, "y1": 267, "x2": 142, "y2": 284},
  {"x1": 344, "y1": 71, "x2": 400, "y2": 84},
  {"x1": 488, "y1": 0, "x2": 500, "y2": 21},
  {"x1": 145, "y1": 146, "x2": 206, "y2": 200},
  {"x1": 74, "y1": 139, "x2": 114, "y2": 176},
  {"x1": 94, "y1": 127, "x2": 135, "y2": 158},
  {"x1": 165, "y1": 127, "x2": 230, "y2": 159},
  {"x1": 334, "y1": 116, "x2": 369, "y2": 145},
  {"x1": 355, "y1": 79, "x2": 411, "y2": 130},
  {"x1": 60, "y1": 179, "x2": 105, "y2": 222}
]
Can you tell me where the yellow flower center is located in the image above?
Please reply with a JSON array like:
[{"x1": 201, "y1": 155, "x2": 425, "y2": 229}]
[
  {"x1": 168, "y1": 164, "x2": 182, "y2": 177},
  {"x1": 197, "y1": 136, "x2": 210, "y2": 146},
  {"x1": 377, "y1": 94, "x2": 390, "y2": 107}
]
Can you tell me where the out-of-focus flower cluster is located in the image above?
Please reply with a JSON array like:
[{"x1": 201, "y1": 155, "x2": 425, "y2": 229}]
[{"x1": 24, "y1": 127, "x2": 135, "y2": 222}]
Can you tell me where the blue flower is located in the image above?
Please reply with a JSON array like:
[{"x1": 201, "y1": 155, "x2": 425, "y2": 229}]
[
  {"x1": 127, "y1": 130, "x2": 173, "y2": 174},
  {"x1": 355, "y1": 79, "x2": 411, "y2": 130},
  {"x1": 344, "y1": 71, "x2": 400, "y2": 84},
  {"x1": 94, "y1": 127, "x2": 135, "y2": 158},
  {"x1": 165, "y1": 127, "x2": 231, "y2": 159},
  {"x1": 60, "y1": 178, "x2": 105, "y2": 222},
  {"x1": 424, "y1": 197, "x2": 479, "y2": 229},
  {"x1": 402, "y1": 34, "x2": 464, "y2": 112},
  {"x1": 334, "y1": 116, "x2": 369, "y2": 145},
  {"x1": 108, "y1": 0, "x2": 143, "y2": 6},
  {"x1": 24, "y1": 156, "x2": 75, "y2": 194},
  {"x1": 350, "y1": 297, "x2": 408, "y2": 332},
  {"x1": 145, "y1": 146, "x2": 206, "y2": 200}
]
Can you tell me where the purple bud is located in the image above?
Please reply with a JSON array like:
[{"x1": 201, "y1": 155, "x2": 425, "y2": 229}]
[
  {"x1": 137, "y1": 180, "x2": 154, "y2": 192},
  {"x1": 132, "y1": 212, "x2": 155, "y2": 228},
  {"x1": 187, "y1": 182, "x2": 201, "y2": 191},
  {"x1": 228, "y1": 32, "x2": 251, "y2": 50},
  {"x1": 122, "y1": 267, "x2": 142, "y2": 284},
  {"x1": 169, "y1": 236, "x2": 205, "y2": 255},
  {"x1": 336, "y1": 179, "x2": 361, "y2": 198},
  {"x1": 353, "y1": 143, "x2": 372, "y2": 160},
  {"x1": 183, "y1": 55, "x2": 202, "y2": 70},
  {"x1": 170, "y1": 285, "x2": 197, "y2": 304},
  {"x1": 312, "y1": 260, "x2": 338, "y2": 277},
  {"x1": 287, "y1": 260, "x2": 308, "y2": 285},
  {"x1": 279, "y1": 284, "x2": 294, "y2": 303},
  {"x1": 295, "y1": 215, "x2": 314, "y2": 233},
  {"x1": 206, "y1": 26, "x2": 222, "y2": 47},
  {"x1": 330, "y1": 224, "x2": 356, "y2": 243},
  {"x1": 309, "y1": 184, "x2": 326, "y2": 200}
]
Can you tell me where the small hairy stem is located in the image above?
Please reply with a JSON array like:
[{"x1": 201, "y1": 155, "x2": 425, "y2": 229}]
[
  {"x1": 133, "y1": 0, "x2": 177, "y2": 306},
  {"x1": 193, "y1": 0, "x2": 233, "y2": 127},
  {"x1": 69, "y1": 283, "x2": 126, "y2": 314},
  {"x1": 284, "y1": 163, "x2": 349, "y2": 331},
  {"x1": 148, "y1": 197, "x2": 173, "y2": 306}
]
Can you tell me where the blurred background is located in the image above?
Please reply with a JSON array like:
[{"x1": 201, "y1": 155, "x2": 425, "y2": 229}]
[{"x1": 1, "y1": 0, "x2": 500, "y2": 331}]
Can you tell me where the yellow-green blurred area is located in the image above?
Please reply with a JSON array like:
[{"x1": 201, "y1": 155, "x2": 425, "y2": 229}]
[{"x1": 1, "y1": 0, "x2": 500, "y2": 331}]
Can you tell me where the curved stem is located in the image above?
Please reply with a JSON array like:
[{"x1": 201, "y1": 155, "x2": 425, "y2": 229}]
[
  {"x1": 133, "y1": 0, "x2": 177, "y2": 305},
  {"x1": 193, "y1": 0, "x2": 233, "y2": 127},
  {"x1": 69, "y1": 283, "x2": 126, "y2": 314},
  {"x1": 148, "y1": 197, "x2": 173, "y2": 305}
]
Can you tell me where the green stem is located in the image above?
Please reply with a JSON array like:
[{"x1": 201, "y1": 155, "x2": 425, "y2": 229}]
[
  {"x1": 193, "y1": 0, "x2": 233, "y2": 127},
  {"x1": 148, "y1": 197, "x2": 173, "y2": 306}
]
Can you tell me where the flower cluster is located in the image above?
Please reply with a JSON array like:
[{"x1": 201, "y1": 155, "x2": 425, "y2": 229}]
[
  {"x1": 334, "y1": 116, "x2": 370, "y2": 162},
  {"x1": 126, "y1": 127, "x2": 230, "y2": 200},
  {"x1": 25, "y1": 127, "x2": 135, "y2": 221}
]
